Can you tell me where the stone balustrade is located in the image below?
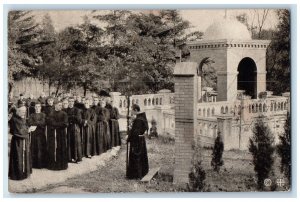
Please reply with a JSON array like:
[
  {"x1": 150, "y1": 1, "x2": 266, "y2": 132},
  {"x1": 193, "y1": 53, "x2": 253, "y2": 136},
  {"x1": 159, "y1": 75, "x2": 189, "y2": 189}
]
[{"x1": 197, "y1": 96, "x2": 289, "y2": 119}]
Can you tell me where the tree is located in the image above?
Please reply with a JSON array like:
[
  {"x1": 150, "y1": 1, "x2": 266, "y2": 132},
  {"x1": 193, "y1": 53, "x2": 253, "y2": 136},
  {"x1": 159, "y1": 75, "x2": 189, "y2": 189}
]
[
  {"x1": 8, "y1": 11, "x2": 42, "y2": 98},
  {"x1": 93, "y1": 10, "x2": 132, "y2": 91},
  {"x1": 124, "y1": 11, "x2": 191, "y2": 93},
  {"x1": 249, "y1": 118, "x2": 275, "y2": 190},
  {"x1": 94, "y1": 10, "x2": 192, "y2": 94},
  {"x1": 266, "y1": 9, "x2": 290, "y2": 95},
  {"x1": 211, "y1": 132, "x2": 224, "y2": 172},
  {"x1": 277, "y1": 112, "x2": 291, "y2": 184},
  {"x1": 34, "y1": 13, "x2": 58, "y2": 94},
  {"x1": 236, "y1": 10, "x2": 270, "y2": 39}
]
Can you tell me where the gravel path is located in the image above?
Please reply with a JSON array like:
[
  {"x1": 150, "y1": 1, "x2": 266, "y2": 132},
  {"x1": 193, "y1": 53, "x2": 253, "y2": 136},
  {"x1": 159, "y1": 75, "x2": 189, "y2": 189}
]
[{"x1": 9, "y1": 147, "x2": 121, "y2": 193}]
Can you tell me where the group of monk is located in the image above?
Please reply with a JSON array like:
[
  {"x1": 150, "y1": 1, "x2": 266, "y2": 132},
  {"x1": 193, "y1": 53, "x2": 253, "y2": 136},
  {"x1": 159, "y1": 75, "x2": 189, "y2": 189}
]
[{"x1": 8, "y1": 91, "x2": 121, "y2": 181}]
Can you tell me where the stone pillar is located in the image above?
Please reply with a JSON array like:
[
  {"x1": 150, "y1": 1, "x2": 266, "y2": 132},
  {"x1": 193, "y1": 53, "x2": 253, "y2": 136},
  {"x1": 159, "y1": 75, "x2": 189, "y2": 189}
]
[
  {"x1": 217, "y1": 115, "x2": 234, "y2": 150},
  {"x1": 197, "y1": 76, "x2": 202, "y2": 102},
  {"x1": 173, "y1": 62, "x2": 198, "y2": 185},
  {"x1": 217, "y1": 71, "x2": 227, "y2": 101},
  {"x1": 109, "y1": 92, "x2": 121, "y2": 108},
  {"x1": 256, "y1": 71, "x2": 267, "y2": 97}
]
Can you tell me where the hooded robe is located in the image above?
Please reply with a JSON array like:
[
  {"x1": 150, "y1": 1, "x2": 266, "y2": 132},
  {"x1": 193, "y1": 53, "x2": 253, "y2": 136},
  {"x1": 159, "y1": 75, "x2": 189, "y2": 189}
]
[
  {"x1": 66, "y1": 107, "x2": 83, "y2": 162},
  {"x1": 46, "y1": 110, "x2": 68, "y2": 170},
  {"x1": 9, "y1": 114, "x2": 32, "y2": 180},
  {"x1": 27, "y1": 112, "x2": 47, "y2": 168},
  {"x1": 81, "y1": 107, "x2": 96, "y2": 157},
  {"x1": 126, "y1": 112, "x2": 149, "y2": 179}
]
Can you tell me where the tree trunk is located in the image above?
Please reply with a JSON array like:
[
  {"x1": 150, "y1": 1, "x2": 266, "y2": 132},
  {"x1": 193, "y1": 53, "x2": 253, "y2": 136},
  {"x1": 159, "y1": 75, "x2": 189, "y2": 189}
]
[
  {"x1": 55, "y1": 83, "x2": 61, "y2": 97},
  {"x1": 8, "y1": 82, "x2": 13, "y2": 102},
  {"x1": 83, "y1": 85, "x2": 87, "y2": 97},
  {"x1": 48, "y1": 81, "x2": 52, "y2": 96}
]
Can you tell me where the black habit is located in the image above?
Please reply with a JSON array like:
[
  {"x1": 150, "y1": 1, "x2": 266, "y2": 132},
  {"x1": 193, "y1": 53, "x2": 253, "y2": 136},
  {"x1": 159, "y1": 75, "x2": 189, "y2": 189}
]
[
  {"x1": 46, "y1": 110, "x2": 69, "y2": 170},
  {"x1": 66, "y1": 107, "x2": 83, "y2": 162},
  {"x1": 9, "y1": 114, "x2": 32, "y2": 180},
  {"x1": 126, "y1": 112, "x2": 149, "y2": 179},
  {"x1": 81, "y1": 107, "x2": 96, "y2": 157},
  {"x1": 106, "y1": 104, "x2": 121, "y2": 147},
  {"x1": 27, "y1": 112, "x2": 48, "y2": 168}
]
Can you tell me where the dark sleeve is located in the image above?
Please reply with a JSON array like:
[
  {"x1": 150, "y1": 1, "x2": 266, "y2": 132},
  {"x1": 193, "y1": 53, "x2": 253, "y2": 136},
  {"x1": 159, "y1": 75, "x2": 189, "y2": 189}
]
[
  {"x1": 80, "y1": 110, "x2": 87, "y2": 125},
  {"x1": 88, "y1": 110, "x2": 96, "y2": 125},
  {"x1": 10, "y1": 118, "x2": 29, "y2": 139},
  {"x1": 97, "y1": 108, "x2": 105, "y2": 122},
  {"x1": 114, "y1": 108, "x2": 120, "y2": 119},
  {"x1": 27, "y1": 115, "x2": 34, "y2": 126},
  {"x1": 74, "y1": 109, "x2": 83, "y2": 125},
  {"x1": 128, "y1": 119, "x2": 146, "y2": 142},
  {"x1": 48, "y1": 112, "x2": 68, "y2": 128},
  {"x1": 28, "y1": 114, "x2": 46, "y2": 128},
  {"x1": 63, "y1": 112, "x2": 68, "y2": 128}
]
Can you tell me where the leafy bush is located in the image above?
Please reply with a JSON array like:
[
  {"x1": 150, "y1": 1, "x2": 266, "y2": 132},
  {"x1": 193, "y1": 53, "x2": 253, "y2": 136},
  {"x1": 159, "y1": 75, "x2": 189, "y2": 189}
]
[
  {"x1": 187, "y1": 160, "x2": 206, "y2": 192},
  {"x1": 277, "y1": 112, "x2": 291, "y2": 184},
  {"x1": 249, "y1": 118, "x2": 275, "y2": 190},
  {"x1": 211, "y1": 132, "x2": 224, "y2": 172}
]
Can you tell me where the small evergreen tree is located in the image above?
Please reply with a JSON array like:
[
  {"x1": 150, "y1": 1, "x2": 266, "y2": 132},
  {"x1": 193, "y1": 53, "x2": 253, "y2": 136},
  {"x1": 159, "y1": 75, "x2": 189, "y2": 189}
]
[
  {"x1": 277, "y1": 112, "x2": 291, "y2": 184},
  {"x1": 211, "y1": 132, "x2": 224, "y2": 172},
  {"x1": 187, "y1": 160, "x2": 206, "y2": 192},
  {"x1": 249, "y1": 118, "x2": 275, "y2": 190}
]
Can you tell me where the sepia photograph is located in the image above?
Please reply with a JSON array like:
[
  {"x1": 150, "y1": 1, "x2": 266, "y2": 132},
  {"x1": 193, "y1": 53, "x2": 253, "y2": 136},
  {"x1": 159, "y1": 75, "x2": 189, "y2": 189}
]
[{"x1": 6, "y1": 8, "x2": 291, "y2": 194}]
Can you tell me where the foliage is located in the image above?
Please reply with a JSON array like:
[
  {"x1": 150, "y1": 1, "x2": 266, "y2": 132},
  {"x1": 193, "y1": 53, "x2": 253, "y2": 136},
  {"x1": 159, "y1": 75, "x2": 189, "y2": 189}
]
[
  {"x1": 8, "y1": 11, "x2": 42, "y2": 95},
  {"x1": 211, "y1": 132, "x2": 224, "y2": 172},
  {"x1": 187, "y1": 160, "x2": 206, "y2": 192},
  {"x1": 266, "y1": 9, "x2": 290, "y2": 95},
  {"x1": 34, "y1": 13, "x2": 59, "y2": 94},
  {"x1": 277, "y1": 112, "x2": 291, "y2": 183},
  {"x1": 236, "y1": 9, "x2": 290, "y2": 95},
  {"x1": 94, "y1": 10, "x2": 191, "y2": 94},
  {"x1": 249, "y1": 118, "x2": 275, "y2": 190}
]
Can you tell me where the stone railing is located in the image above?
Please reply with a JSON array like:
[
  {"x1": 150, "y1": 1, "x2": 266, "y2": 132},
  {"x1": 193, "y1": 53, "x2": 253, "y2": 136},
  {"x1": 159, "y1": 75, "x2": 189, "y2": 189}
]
[
  {"x1": 197, "y1": 96, "x2": 289, "y2": 119},
  {"x1": 109, "y1": 91, "x2": 175, "y2": 135},
  {"x1": 111, "y1": 91, "x2": 175, "y2": 113}
]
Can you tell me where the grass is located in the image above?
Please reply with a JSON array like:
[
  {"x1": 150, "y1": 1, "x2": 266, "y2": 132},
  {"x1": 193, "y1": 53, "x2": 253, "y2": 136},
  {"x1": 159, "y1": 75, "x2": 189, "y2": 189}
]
[{"x1": 34, "y1": 135, "x2": 290, "y2": 193}]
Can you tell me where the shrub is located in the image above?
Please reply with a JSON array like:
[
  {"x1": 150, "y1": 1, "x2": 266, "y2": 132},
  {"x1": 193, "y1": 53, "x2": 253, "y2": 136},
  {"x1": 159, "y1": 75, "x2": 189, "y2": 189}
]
[
  {"x1": 187, "y1": 160, "x2": 206, "y2": 192},
  {"x1": 211, "y1": 132, "x2": 224, "y2": 172},
  {"x1": 249, "y1": 118, "x2": 275, "y2": 190},
  {"x1": 277, "y1": 112, "x2": 291, "y2": 184}
]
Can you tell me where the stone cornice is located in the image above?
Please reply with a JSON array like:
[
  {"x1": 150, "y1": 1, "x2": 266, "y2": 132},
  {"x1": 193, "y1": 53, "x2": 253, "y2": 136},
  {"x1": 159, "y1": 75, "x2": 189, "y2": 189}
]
[{"x1": 187, "y1": 39, "x2": 271, "y2": 50}]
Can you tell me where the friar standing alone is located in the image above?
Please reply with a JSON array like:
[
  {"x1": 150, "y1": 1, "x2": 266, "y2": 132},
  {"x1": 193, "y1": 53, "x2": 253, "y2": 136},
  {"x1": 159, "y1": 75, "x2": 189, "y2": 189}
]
[
  {"x1": 9, "y1": 105, "x2": 34, "y2": 180},
  {"x1": 126, "y1": 104, "x2": 149, "y2": 179},
  {"x1": 46, "y1": 99, "x2": 69, "y2": 170},
  {"x1": 27, "y1": 101, "x2": 48, "y2": 169}
]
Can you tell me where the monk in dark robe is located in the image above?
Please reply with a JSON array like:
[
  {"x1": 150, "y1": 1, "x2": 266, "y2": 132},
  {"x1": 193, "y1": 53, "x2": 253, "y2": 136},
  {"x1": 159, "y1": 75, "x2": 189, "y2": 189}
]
[
  {"x1": 9, "y1": 106, "x2": 32, "y2": 180},
  {"x1": 100, "y1": 99, "x2": 111, "y2": 151},
  {"x1": 61, "y1": 98, "x2": 70, "y2": 161},
  {"x1": 105, "y1": 97, "x2": 121, "y2": 148},
  {"x1": 25, "y1": 95, "x2": 35, "y2": 116},
  {"x1": 74, "y1": 95, "x2": 85, "y2": 111},
  {"x1": 93, "y1": 98, "x2": 109, "y2": 154},
  {"x1": 126, "y1": 104, "x2": 149, "y2": 179},
  {"x1": 38, "y1": 92, "x2": 47, "y2": 107},
  {"x1": 46, "y1": 99, "x2": 69, "y2": 170},
  {"x1": 27, "y1": 102, "x2": 47, "y2": 168},
  {"x1": 66, "y1": 97, "x2": 83, "y2": 163},
  {"x1": 42, "y1": 96, "x2": 55, "y2": 116},
  {"x1": 91, "y1": 96, "x2": 101, "y2": 155},
  {"x1": 62, "y1": 98, "x2": 69, "y2": 112},
  {"x1": 81, "y1": 98, "x2": 96, "y2": 158}
]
